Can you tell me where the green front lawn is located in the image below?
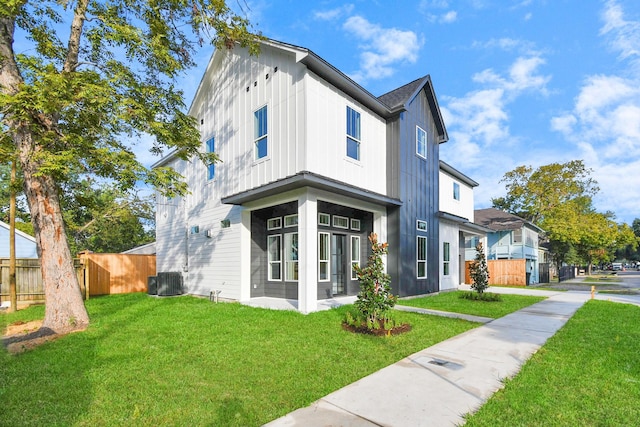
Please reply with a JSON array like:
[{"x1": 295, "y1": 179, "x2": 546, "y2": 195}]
[
  {"x1": 1, "y1": 293, "x2": 478, "y2": 426},
  {"x1": 397, "y1": 291, "x2": 546, "y2": 318},
  {"x1": 465, "y1": 300, "x2": 640, "y2": 426}
]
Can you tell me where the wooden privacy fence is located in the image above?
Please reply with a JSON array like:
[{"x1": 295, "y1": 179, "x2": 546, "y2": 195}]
[
  {"x1": 465, "y1": 259, "x2": 527, "y2": 286},
  {"x1": 0, "y1": 254, "x2": 155, "y2": 305}
]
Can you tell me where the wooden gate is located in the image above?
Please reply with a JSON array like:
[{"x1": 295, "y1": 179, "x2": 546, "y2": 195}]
[{"x1": 465, "y1": 259, "x2": 527, "y2": 286}]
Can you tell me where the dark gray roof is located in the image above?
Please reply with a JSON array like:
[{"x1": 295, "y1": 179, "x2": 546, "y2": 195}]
[
  {"x1": 474, "y1": 208, "x2": 544, "y2": 233},
  {"x1": 377, "y1": 77, "x2": 425, "y2": 110}
]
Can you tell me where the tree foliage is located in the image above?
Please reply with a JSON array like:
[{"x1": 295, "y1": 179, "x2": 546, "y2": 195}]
[
  {"x1": 492, "y1": 161, "x2": 636, "y2": 269},
  {"x1": 0, "y1": 0, "x2": 260, "y2": 331},
  {"x1": 469, "y1": 242, "x2": 490, "y2": 294}
]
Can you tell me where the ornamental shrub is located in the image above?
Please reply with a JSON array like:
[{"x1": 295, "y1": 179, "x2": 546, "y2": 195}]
[
  {"x1": 469, "y1": 242, "x2": 490, "y2": 294},
  {"x1": 351, "y1": 232, "x2": 397, "y2": 330}
]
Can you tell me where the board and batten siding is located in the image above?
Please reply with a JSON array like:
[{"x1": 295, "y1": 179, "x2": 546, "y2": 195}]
[
  {"x1": 305, "y1": 72, "x2": 388, "y2": 196},
  {"x1": 190, "y1": 44, "x2": 307, "y2": 201},
  {"x1": 386, "y1": 88, "x2": 441, "y2": 297},
  {"x1": 439, "y1": 170, "x2": 475, "y2": 221}
]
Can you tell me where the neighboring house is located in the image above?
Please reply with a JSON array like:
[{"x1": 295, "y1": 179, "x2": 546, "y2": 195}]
[
  {"x1": 0, "y1": 220, "x2": 38, "y2": 258},
  {"x1": 121, "y1": 242, "x2": 156, "y2": 255},
  {"x1": 437, "y1": 162, "x2": 491, "y2": 291},
  {"x1": 154, "y1": 38, "x2": 449, "y2": 313},
  {"x1": 473, "y1": 207, "x2": 544, "y2": 283}
]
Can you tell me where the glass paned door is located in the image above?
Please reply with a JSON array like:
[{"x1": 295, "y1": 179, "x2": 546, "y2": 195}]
[{"x1": 331, "y1": 234, "x2": 346, "y2": 295}]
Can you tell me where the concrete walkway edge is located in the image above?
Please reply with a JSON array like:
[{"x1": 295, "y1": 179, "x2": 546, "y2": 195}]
[{"x1": 265, "y1": 290, "x2": 591, "y2": 426}]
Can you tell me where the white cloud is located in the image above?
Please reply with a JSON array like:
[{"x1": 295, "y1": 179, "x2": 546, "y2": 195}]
[
  {"x1": 440, "y1": 11, "x2": 458, "y2": 23},
  {"x1": 343, "y1": 16, "x2": 422, "y2": 82},
  {"x1": 548, "y1": 1, "x2": 640, "y2": 223},
  {"x1": 313, "y1": 4, "x2": 355, "y2": 21},
  {"x1": 601, "y1": 0, "x2": 640, "y2": 64}
]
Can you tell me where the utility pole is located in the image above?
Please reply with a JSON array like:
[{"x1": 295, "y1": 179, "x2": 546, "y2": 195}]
[{"x1": 9, "y1": 159, "x2": 17, "y2": 312}]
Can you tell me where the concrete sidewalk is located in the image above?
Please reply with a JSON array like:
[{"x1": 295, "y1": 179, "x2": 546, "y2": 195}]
[{"x1": 265, "y1": 291, "x2": 590, "y2": 427}]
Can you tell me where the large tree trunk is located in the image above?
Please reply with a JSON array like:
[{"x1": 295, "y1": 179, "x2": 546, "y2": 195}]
[
  {"x1": 1, "y1": 13, "x2": 89, "y2": 333},
  {"x1": 17, "y1": 127, "x2": 89, "y2": 332}
]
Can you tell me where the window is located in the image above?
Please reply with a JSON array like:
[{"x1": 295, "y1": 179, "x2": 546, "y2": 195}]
[
  {"x1": 416, "y1": 126, "x2": 427, "y2": 158},
  {"x1": 417, "y1": 236, "x2": 427, "y2": 278},
  {"x1": 346, "y1": 106, "x2": 361, "y2": 160},
  {"x1": 453, "y1": 182, "x2": 460, "y2": 201},
  {"x1": 351, "y1": 235, "x2": 361, "y2": 280},
  {"x1": 190, "y1": 226, "x2": 199, "y2": 234},
  {"x1": 268, "y1": 235, "x2": 281, "y2": 281},
  {"x1": 267, "y1": 217, "x2": 281, "y2": 230},
  {"x1": 254, "y1": 105, "x2": 268, "y2": 160},
  {"x1": 350, "y1": 218, "x2": 361, "y2": 231},
  {"x1": 318, "y1": 232, "x2": 330, "y2": 281},
  {"x1": 417, "y1": 220, "x2": 427, "y2": 231},
  {"x1": 333, "y1": 215, "x2": 349, "y2": 229},
  {"x1": 443, "y1": 242, "x2": 450, "y2": 276},
  {"x1": 285, "y1": 232, "x2": 298, "y2": 281},
  {"x1": 206, "y1": 137, "x2": 215, "y2": 180},
  {"x1": 465, "y1": 236, "x2": 479, "y2": 249},
  {"x1": 284, "y1": 214, "x2": 298, "y2": 227},
  {"x1": 318, "y1": 213, "x2": 330, "y2": 226},
  {"x1": 513, "y1": 229, "x2": 522, "y2": 244}
]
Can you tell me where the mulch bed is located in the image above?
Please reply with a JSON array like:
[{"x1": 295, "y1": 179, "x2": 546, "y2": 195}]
[{"x1": 342, "y1": 322, "x2": 411, "y2": 336}]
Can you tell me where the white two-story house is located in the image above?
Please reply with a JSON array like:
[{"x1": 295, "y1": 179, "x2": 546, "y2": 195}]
[{"x1": 154, "y1": 39, "x2": 449, "y2": 312}]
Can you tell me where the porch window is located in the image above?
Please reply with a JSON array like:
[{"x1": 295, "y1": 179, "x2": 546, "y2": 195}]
[
  {"x1": 346, "y1": 106, "x2": 361, "y2": 160},
  {"x1": 350, "y1": 218, "x2": 361, "y2": 231},
  {"x1": 267, "y1": 235, "x2": 282, "y2": 281},
  {"x1": 285, "y1": 232, "x2": 298, "y2": 281},
  {"x1": 284, "y1": 214, "x2": 298, "y2": 227},
  {"x1": 351, "y1": 235, "x2": 361, "y2": 280},
  {"x1": 318, "y1": 213, "x2": 330, "y2": 226},
  {"x1": 267, "y1": 217, "x2": 281, "y2": 230},
  {"x1": 417, "y1": 236, "x2": 427, "y2": 278},
  {"x1": 254, "y1": 105, "x2": 268, "y2": 160},
  {"x1": 416, "y1": 126, "x2": 426, "y2": 158},
  {"x1": 333, "y1": 215, "x2": 349, "y2": 229},
  {"x1": 443, "y1": 242, "x2": 450, "y2": 276},
  {"x1": 318, "y1": 232, "x2": 330, "y2": 281}
]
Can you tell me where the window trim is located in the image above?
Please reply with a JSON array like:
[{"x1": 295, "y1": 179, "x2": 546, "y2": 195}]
[
  {"x1": 453, "y1": 182, "x2": 460, "y2": 201},
  {"x1": 267, "y1": 234, "x2": 282, "y2": 281},
  {"x1": 346, "y1": 106, "x2": 361, "y2": 161},
  {"x1": 443, "y1": 241, "x2": 450, "y2": 276},
  {"x1": 254, "y1": 105, "x2": 268, "y2": 161},
  {"x1": 417, "y1": 236, "x2": 427, "y2": 279},
  {"x1": 350, "y1": 218, "x2": 361, "y2": 231},
  {"x1": 333, "y1": 215, "x2": 349, "y2": 229},
  {"x1": 416, "y1": 126, "x2": 427, "y2": 159},
  {"x1": 417, "y1": 220, "x2": 428, "y2": 231},
  {"x1": 318, "y1": 232, "x2": 331, "y2": 282},
  {"x1": 267, "y1": 217, "x2": 282, "y2": 230},
  {"x1": 206, "y1": 137, "x2": 215, "y2": 180},
  {"x1": 284, "y1": 232, "x2": 298, "y2": 282},
  {"x1": 351, "y1": 235, "x2": 361, "y2": 280},
  {"x1": 318, "y1": 213, "x2": 330, "y2": 226},
  {"x1": 284, "y1": 214, "x2": 298, "y2": 228}
]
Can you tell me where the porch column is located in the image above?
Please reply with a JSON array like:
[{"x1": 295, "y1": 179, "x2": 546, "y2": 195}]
[
  {"x1": 298, "y1": 190, "x2": 318, "y2": 313},
  {"x1": 238, "y1": 208, "x2": 252, "y2": 301}
]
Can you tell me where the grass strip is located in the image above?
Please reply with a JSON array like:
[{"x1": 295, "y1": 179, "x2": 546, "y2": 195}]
[
  {"x1": 1, "y1": 293, "x2": 478, "y2": 426},
  {"x1": 465, "y1": 300, "x2": 640, "y2": 426},
  {"x1": 397, "y1": 291, "x2": 546, "y2": 318}
]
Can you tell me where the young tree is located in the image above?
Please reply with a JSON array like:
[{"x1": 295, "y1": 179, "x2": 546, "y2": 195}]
[
  {"x1": 0, "y1": 1, "x2": 259, "y2": 333},
  {"x1": 352, "y1": 233, "x2": 397, "y2": 330},
  {"x1": 469, "y1": 242, "x2": 489, "y2": 295}
]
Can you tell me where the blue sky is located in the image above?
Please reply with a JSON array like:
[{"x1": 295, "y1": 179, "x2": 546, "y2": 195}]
[{"x1": 175, "y1": 0, "x2": 640, "y2": 225}]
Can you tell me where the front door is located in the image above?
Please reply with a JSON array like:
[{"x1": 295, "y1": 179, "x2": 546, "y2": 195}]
[{"x1": 331, "y1": 234, "x2": 347, "y2": 295}]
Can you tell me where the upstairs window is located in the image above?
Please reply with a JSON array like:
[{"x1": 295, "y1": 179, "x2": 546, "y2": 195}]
[
  {"x1": 346, "y1": 106, "x2": 361, "y2": 160},
  {"x1": 453, "y1": 182, "x2": 460, "y2": 201},
  {"x1": 254, "y1": 105, "x2": 268, "y2": 160},
  {"x1": 416, "y1": 126, "x2": 427, "y2": 158},
  {"x1": 206, "y1": 137, "x2": 215, "y2": 180}
]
